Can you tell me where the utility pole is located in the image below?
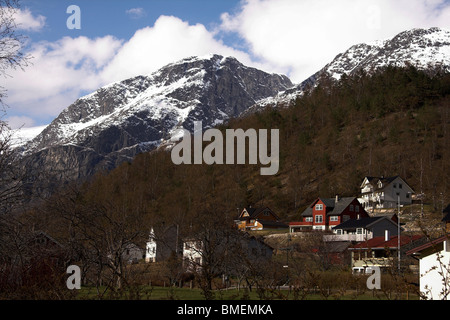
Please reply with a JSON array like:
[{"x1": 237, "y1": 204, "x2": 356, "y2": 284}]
[{"x1": 397, "y1": 193, "x2": 401, "y2": 273}]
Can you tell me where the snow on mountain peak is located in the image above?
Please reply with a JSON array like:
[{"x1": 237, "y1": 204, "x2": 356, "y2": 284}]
[{"x1": 19, "y1": 54, "x2": 292, "y2": 168}]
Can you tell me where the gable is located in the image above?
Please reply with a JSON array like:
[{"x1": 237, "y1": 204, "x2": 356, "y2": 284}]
[
  {"x1": 392, "y1": 177, "x2": 415, "y2": 193},
  {"x1": 239, "y1": 207, "x2": 279, "y2": 220},
  {"x1": 361, "y1": 176, "x2": 374, "y2": 189},
  {"x1": 253, "y1": 207, "x2": 280, "y2": 220}
]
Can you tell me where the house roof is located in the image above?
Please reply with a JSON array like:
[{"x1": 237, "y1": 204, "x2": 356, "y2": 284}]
[
  {"x1": 323, "y1": 241, "x2": 352, "y2": 253},
  {"x1": 406, "y1": 235, "x2": 449, "y2": 256},
  {"x1": 332, "y1": 217, "x2": 380, "y2": 230},
  {"x1": 239, "y1": 207, "x2": 280, "y2": 220},
  {"x1": 361, "y1": 176, "x2": 415, "y2": 193},
  {"x1": 241, "y1": 232, "x2": 274, "y2": 250},
  {"x1": 30, "y1": 230, "x2": 64, "y2": 248},
  {"x1": 301, "y1": 197, "x2": 357, "y2": 217},
  {"x1": 349, "y1": 235, "x2": 423, "y2": 250},
  {"x1": 332, "y1": 216, "x2": 397, "y2": 230},
  {"x1": 300, "y1": 206, "x2": 313, "y2": 217}
]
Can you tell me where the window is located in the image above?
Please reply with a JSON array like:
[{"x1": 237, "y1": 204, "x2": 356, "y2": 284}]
[
  {"x1": 305, "y1": 217, "x2": 313, "y2": 222},
  {"x1": 355, "y1": 205, "x2": 359, "y2": 212},
  {"x1": 356, "y1": 228, "x2": 363, "y2": 235},
  {"x1": 336, "y1": 229, "x2": 342, "y2": 235},
  {"x1": 393, "y1": 183, "x2": 397, "y2": 188},
  {"x1": 330, "y1": 216, "x2": 338, "y2": 222},
  {"x1": 315, "y1": 215, "x2": 323, "y2": 223},
  {"x1": 315, "y1": 204, "x2": 323, "y2": 211},
  {"x1": 399, "y1": 183, "x2": 403, "y2": 189},
  {"x1": 349, "y1": 205, "x2": 354, "y2": 212}
]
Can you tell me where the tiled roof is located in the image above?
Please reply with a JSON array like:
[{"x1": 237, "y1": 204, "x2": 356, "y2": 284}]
[
  {"x1": 301, "y1": 197, "x2": 357, "y2": 216},
  {"x1": 406, "y1": 235, "x2": 449, "y2": 256},
  {"x1": 332, "y1": 216, "x2": 386, "y2": 230}
]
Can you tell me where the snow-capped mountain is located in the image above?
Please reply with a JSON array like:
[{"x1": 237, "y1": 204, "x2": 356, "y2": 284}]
[
  {"x1": 318, "y1": 27, "x2": 450, "y2": 81},
  {"x1": 245, "y1": 27, "x2": 450, "y2": 114},
  {"x1": 16, "y1": 27, "x2": 450, "y2": 189},
  {"x1": 19, "y1": 54, "x2": 292, "y2": 182}
]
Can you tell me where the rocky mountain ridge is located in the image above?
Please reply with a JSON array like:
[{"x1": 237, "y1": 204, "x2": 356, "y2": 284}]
[{"x1": 18, "y1": 54, "x2": 293, "y2": 183}]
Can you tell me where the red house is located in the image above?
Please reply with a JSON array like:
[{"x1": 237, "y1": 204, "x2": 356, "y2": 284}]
[{"x1": 289, "y1": 196, "x2": 369, "y2": 232}]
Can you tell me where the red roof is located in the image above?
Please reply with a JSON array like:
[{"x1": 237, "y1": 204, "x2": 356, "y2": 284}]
[{"x1": 350, "y1": 235, "x2": 423, "y2": 249}]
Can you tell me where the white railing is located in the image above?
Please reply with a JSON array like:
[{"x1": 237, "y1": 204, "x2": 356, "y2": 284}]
[{"x1": 323, "y1": 234, "x2": 372, "y2": 242}]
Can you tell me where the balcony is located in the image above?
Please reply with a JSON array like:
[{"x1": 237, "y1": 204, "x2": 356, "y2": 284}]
[
  {"x1": 323, "y1": 234, "x2": 372, "y2": 242},
  {"x1": 352, "y1": 257, "x2": 393, "y2": 268}
]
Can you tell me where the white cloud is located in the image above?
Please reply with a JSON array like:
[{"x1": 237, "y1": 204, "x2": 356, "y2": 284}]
[
  {"x1": 5, "y1": 1, "x2": 450, "y2": 129},
  {"x1": 100, "y1": 15, "x2": 256, "y2": 84},
  {"x1": 13, "y1": 7, "x2": 46, "y2": 32},
  {"x1": 0, "y1": 35, "x2": 123, "y2": 123},
  {"x1": 220, "y1": 0, "x2": 450, "y2": 82},
  {"x1": 1, "y1": 15, "x2": 256, "y2": 127},
  {"x1": 126, "y1": 8, "x2": 146, "y2": 20},
  {"x1": 4, "y1": 115, "x2": 35, "y2": 129}
]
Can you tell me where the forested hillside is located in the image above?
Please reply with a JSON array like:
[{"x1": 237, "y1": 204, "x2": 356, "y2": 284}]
[{"x1": 34, "y1": 66, "x2": 450, "y2": 233}]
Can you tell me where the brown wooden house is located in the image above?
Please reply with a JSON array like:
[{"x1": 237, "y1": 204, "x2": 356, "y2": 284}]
[{"x1": 235, "y1": 207, "x2": 288, "y2": 231}]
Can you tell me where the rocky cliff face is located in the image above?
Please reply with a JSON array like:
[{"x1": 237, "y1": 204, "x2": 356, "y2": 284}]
[{"x1": 19, "y1": 54, "x2": 293, "y2": 184}]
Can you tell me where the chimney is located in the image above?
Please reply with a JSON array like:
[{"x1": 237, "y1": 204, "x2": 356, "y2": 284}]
[
  {"x1": 335, "y1": 195, "x2": 340, "y2": 203},
  {"x1": 385, "y1": 230, "x2": 391, "y2": 242}
]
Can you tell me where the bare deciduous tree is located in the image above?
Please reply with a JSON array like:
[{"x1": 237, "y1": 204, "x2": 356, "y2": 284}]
[{"x1": 0, "y1": 0, "x2": 30, "y2": 101}]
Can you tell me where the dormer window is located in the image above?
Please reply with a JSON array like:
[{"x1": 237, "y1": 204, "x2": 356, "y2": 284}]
[{"x1": 315, "y1": 204, "x2": 323, "y2": 211}]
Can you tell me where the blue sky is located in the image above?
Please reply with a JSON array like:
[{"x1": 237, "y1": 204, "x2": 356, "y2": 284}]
[
  {"x1": 2, "y1": 0, "x2": 450, "y2": 129},
  {"x1": 21, "y1": 0, "x2": 242, "y2": 43}
]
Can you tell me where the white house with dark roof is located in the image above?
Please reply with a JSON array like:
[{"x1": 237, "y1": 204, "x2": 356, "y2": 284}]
[
  {"x1": 325, "y1": 215, "x2": 400, "y2": 242},
  {"x1": 358, "y1": 176, "x2": 415, "y2": 211},
  {"x1": 407, "y1": 235, "x2": 450, "y2": 300}
]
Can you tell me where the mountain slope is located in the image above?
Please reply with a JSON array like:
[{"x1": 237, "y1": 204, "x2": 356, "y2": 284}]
[
  {"x1": 19, "y1": 54, "x2": 293, "y2": 183},
  {"x1": 245, "y1": 27, "x2": 450, "y2": 115}
]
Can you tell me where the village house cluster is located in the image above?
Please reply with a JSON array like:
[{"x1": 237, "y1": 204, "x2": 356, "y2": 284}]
[
  {"x1": 32, "y1": 175, "x2": 448, "y2": 299},
  {"x1": 138, "y1": 176, "x2": 449, "y2": 299}
]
